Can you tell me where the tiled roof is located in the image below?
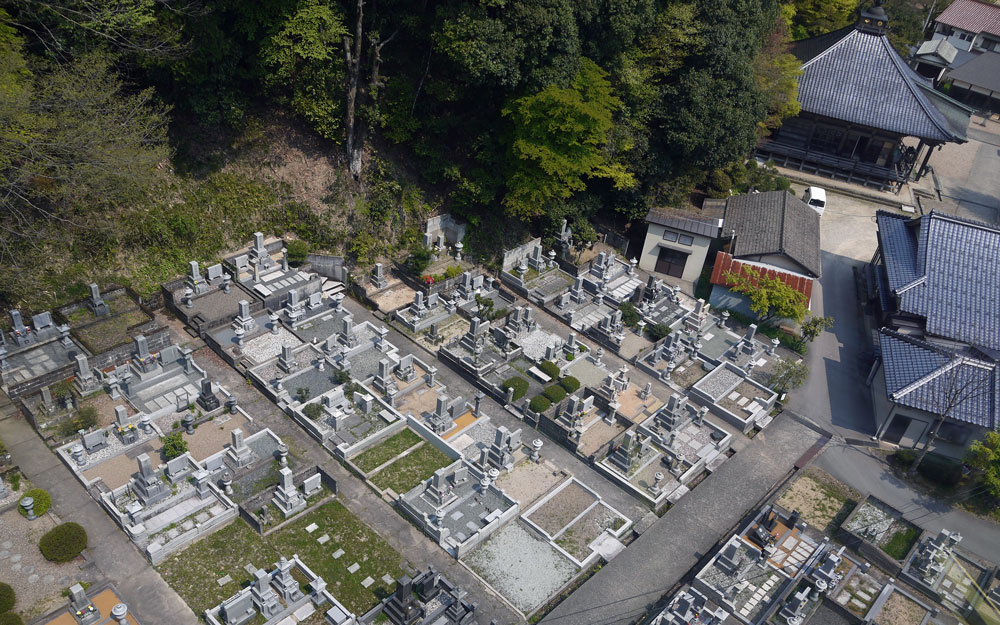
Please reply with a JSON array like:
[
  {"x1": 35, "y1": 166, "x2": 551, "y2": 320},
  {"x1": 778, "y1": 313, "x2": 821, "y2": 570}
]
[
  {"x1": 710, "y1": 252, "x2": 815, "y2": 306},
  {"x1": 879, "y1": 329, "x2": 997, "y2": 429},
  {"x1": 645, "y1": 209, "x2": 722, "y2": 238},
  {"x1": 946, "y1": 50, "x2": 1000, "y2": 92},
  {"x1": 794, "y1": 28, "x2": 963, "y2": 142},
  {"x1": 915, "y1": 38, "x2": 959, "y2": 65},
  {"x1": 935, "y1": 0, "x2": 1000, "y2": 37},
  {"x1": 877, "y1": 210, "x2": 1000, "y2": 351},
  {"x1": 722, "y1": 191, "x2": 822, "y2": 278}
]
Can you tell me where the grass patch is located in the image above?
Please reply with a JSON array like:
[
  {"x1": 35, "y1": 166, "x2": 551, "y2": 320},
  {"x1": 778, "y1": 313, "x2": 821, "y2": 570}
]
[
  {"x1": 352, "y1": 429, "x2": 423, "y2": 474},
  {"x1": 776, "y1": 467, "x2": 860, "y2": 534},
  {"x1": 882, "y1": 527, "x2": 920, "y2": 560},
  {"x1": 371, "y1": 444, "x2": 453, "y2": 495},
  {"x1": 73, "y1": 309, "x2": 151, "y2": 353},
  {"x1": 158, "y1": 501, "x2": 402, "y2": 616}
]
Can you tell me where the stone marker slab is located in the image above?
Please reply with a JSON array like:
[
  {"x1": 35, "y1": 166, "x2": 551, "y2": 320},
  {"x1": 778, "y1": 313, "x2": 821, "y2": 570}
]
[
  {"x1": 382, "y1": 574, "x2": 395, "y2": 585},
  {"x1": 332, "y1": 548, "x2": 345, "y2": 559},
  {"x1": 347, "y1": 563, "x2": 360, "y2": 574},
  {"x1": 361, "y1": 576, "x2": 374, "y2": 588},
  {"x1": 293, "y1": 604, "x2": 316, "y2": 620},
  {"x1": 244, "y1": 563, "x2": 258, "y2": 576},
  {"x1": 317, "y1": 534, "x2": 330, "y2": 545},
  {"x1": 216, "y1": 574, "x2": 233, "y2": 587},
  {"x1": 305, "y1": 523, "x2": 319, "y2": 534}
]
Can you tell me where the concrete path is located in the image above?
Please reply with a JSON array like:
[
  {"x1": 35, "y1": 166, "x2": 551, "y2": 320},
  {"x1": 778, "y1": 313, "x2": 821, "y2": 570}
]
[
  {"x1": 816, "y1": 444, "x2": 1000, "y2": 563},
  {"x1": 0, "y1": 412, "x2": 199, "y2": 625},
  {"x1": 540, "y1": 414, "x2": 824, "y2": 625}
]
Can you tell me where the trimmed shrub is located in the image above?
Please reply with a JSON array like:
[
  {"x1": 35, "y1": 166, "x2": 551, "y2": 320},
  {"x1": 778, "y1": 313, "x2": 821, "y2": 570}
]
[
  {"x1": 501, "y1": 376, "x2": 529, "y2": 401},
  {"x1": 619, "y1": 302, "x2": 640, "y2": 328},
  {"x1": 161, "y1": 431, "x2": 188, "y2": 460},
  {"x1": 529, "y1": 395, "x2": 552, "y2": 414},
  {"x1": 559, "y1": 376, "x2": 581, "y2": 394},
  {"x1": 0, "y1": 613, "x2": 24, "y2": 625},
  {"x1": 646, "y1": 323, "x2": 672, "y2": 341},
  {"x1": 303, "y1": 403, "x2": 324, "y2": 420},
  {"x1": 18, "y1": 489, "x2": 50, "y2": 518},
  {"x1": 39, "y1": 522, "x2": 88, "y2": 563},
  {"x1": 543, "y1": 385, "x2": 567, "y2": 404},
  {"x1": 539, "y1": 360, "x2": 561, "y2": 379},
  {"x1": 0, "y1": 582, "x2": 14, "y2": 612}
]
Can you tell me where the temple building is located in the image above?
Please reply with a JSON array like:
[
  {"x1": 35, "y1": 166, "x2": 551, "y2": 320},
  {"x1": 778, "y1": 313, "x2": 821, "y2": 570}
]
[{"x1": 756, "y1": 1, "x2": 972, "y2": 192}]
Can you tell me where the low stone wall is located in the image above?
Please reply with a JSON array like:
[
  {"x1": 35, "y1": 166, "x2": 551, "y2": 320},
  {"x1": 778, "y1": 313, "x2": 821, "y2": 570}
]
[{"x1": 238, "y1": 464, "x2": 338, "y2": 536}]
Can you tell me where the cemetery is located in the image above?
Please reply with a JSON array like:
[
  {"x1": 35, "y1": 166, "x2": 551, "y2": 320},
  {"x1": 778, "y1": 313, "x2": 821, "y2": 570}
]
[
  {"x1": 205, "y1": 554, "x2": 356, "y2": 625},
  {"x1": 157, "y1": 500, "x2": 404, "y2": 618},
  {"x1": 99, "y1": 335, "x2": 208, "y2": 419},
  {"x1": 776, "y1": 468, "x2": 860, "y2": 535},
  {"x1": 224, "y1": 232, "x2": 323, "y2": 311},
  {"x1": 0, "y1": 309, "x2": 86, "y2": 399},
  {"x1": 841, "y1": 496, "x2": 922, "y2": 565},
  {"x1": 690, "y1": 362, "x2": 778, "y2": 434},
  {"x1": 649, "y1": 586, "x2": 730, "y2": 625},
  {"x1": 361, "y1": 566, "x2": 482, "y2": 625},
  {"x1": 900, "y1": 529, "x2": 992, "y2": 616}
]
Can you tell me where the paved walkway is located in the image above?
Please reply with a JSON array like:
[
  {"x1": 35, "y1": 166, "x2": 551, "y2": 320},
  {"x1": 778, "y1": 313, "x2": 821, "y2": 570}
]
[
  {"x1": 0, "y1": 411, "x2": 199, "y2": 625},
  {"x1": 816, "y1": 444, "x2": 1000, "y2": 563},
  {"x1": 541, "y1": 414, "x2": 823, "y2": 625}
]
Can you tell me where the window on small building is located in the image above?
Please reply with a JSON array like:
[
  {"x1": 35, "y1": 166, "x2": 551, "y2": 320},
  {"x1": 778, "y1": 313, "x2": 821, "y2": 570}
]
[
  {"x1": 959, "y1": 31, "x2": 974, "y2": 41},
  {"x1": 678, "y1": 234, "x2": 694, "y2": 246},
  {"x1": 662, "y1": 230, "x2": 678, "y2": 242}
]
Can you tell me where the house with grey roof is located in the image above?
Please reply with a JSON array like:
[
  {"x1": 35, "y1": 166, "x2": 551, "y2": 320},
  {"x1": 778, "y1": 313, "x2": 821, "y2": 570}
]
[
  {"x1": 943, "y1": 51, "x2": 1000, "y2": 111},
  {"x1": 756, "y1": 2, "x2": 971, "y2": 191},
  {"x1": 930, "y1": 0, "x2": 1000, "y2": 54},
  {"x1": 868, "y1": 210, "x2": 1000, "y2": 457},
  {"x1": 707, "y1": 191, "x2": 821, "y2": 317},
  {"x1": 639, "y1": 206, "x2": 723, "y2": 283},
  {"x1": 911, "y1": 38, "x2": 960, "y2": 84}
]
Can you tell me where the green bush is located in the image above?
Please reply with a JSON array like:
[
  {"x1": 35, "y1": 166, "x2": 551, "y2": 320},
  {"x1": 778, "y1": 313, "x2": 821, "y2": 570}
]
[
  {"x1": 0, "y1": 582, "x2": 14, "y2": 612},
  {"x1": 529, "y1": 395, "x2": 552, "y2": 414},
  {"x1": 559, "y1": 376, "x2": 581, "y2": 394},
  {"x1": 539, "y1": 360, "x2": 561, "y2": 379},
  {"x1": 619, "y1": 302, "x2": 640, "y2": 328},
  {"x1": 443, "y1": 265, "x2": 463, "y2": 279},
  {"x1": 8, "y1": 472, "x2": 20, "y2": 491},
  {"x1": 578, "y1": 344, "x2": 587, "y2": 352},
  {"x1": 0, "y1": 613, "x2": 23, "y2": 625},
  {"x1": 18, "y1": 489, "x2": 50, "y2": 518},
  {"x1": 501, "y1": 376, "x2": 529, "y2": 401},
  {"x1": 543, "y1": 385, "x2": 567, "y2": 403},
  {"x1": 706, "y1": 169, "x2": 733, "y2": 198},
  {"x1": 407, "y1": 246, "x2": 433, "y2": 274},
  {"x1": 893, "y1": 450, "x2": 962, "y2": 486},
  {"x1": 56, "y1": 406, "x2": 100, "y2": 439},
  {"x1": 566, "y1": 353, "x2": 575, "y2": 361},
  {"x1": 893, "y1": 449, "x2": 917, "y2": 466},
  {"x1": 646, "y1": 323, "x2": 672, "y2": 341},
  {"x1": 161, "y1": 431, "x2": 188, "y2": 460},
  {"x1": 882, "y1": 526, "x2": 920, "y2": 560},
  {"x1": 303, "y1": 403, "x2": 324, "y2": 420},
  {"x1": 286, "y1": 239, "x2": 309, "y2": 265},
  {"x1": 39, "y1": 522, "x2": 88, "y2": 563}
]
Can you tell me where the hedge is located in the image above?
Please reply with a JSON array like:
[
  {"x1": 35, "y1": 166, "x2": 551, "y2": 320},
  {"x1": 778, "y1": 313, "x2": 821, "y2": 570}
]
[
  {"x1": 539, "y1": 360, "x2": 561, "y2": 379},
  {"x1": 559, "y1": 376, "x2": 581, "y2": 394},
  {"x1": 501, "y1": 376, "x2": 529, "y2": 401},
  {"x1": 529, "y1": 395, "x2": 552, "y2": 414},
  {"x1": 0, "y1": 582, "x2": 13, "y2": 612},
  {"x1": 543, "y1": 385, "x2": 567, "y2": 404},
  {"x1": 0, "y1": 613, "x2": 23, "y2": 625},
  {"x1": 39, "y1": 522, "x2": 88, "y2": 563},
  {"x1": 18, "y1": 489, "x2": 50, "y2": 518}
]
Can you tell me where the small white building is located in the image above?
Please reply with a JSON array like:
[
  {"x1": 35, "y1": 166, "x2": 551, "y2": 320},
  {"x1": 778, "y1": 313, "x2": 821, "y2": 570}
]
[{"x1": 639, "y1": 208, "x2": 723, "y2": 283}]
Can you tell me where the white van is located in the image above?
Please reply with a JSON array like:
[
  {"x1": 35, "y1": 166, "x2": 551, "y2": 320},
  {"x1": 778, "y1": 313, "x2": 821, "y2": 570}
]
[{"x1": 803, "y1": 187, "x2": 827, "y2": 216}]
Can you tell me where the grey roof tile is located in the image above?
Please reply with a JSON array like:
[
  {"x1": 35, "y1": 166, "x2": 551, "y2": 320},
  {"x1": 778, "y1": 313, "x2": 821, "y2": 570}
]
[
  {"x1": 723, "y1": 191, "x2": 822, "y2": 278},
  {"x1": 945, "y1": 51, "x2": 1000, "y2": 93}
]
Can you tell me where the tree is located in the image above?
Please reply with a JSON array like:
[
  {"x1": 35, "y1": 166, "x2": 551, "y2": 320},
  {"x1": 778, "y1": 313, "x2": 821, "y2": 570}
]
[
  {"x1": 619, "y1": 301, "x2": 640, "y2": 328},
  {"x1": 262, "y1": 0, "x2": 347, "y2": 140},
  {"x1": 908, "y1": 356, "x2": 995, "y2": 477},
  {"x1": 754, "y1": 15, "x2": 801, "y2": 136},
  {"x1": 966, "y1": 432, "x2": 1000, "y2": 501},
  {"x1": 162, "y1": 431, "x2": 188, "y2": 459},
  {"x1": 769, "y1": 358, "x2": 809, "y2": 394},
  {"x1": 502, "y1": 58, "x2": 635, "y2": 220},
  {"x1": 723, "y1": 267, "x2": 808, "y2": 323},
  {"x1": 787, "y1": 0, "x2": 857, "y2": 39},
  {"x1": 801, "y1": 315, "x2": 834, "y2": 342}
]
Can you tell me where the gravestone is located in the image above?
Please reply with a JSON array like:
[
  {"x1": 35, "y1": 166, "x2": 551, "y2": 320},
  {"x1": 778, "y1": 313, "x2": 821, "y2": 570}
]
[
  {"x1": 9, "y1": 310, "x2": 34, "y2": 347},
  {"x1": 220, "y1": 592, "x2": 256, "y2": 625},
  {"x1": 132, "y1": 453, "x2": 169, "y2": 506},
  {"x1": 166, "y1": 455, "x2": 191, "y2": 482},
  {"x1": 81, "y1": 429, "x2": 107, "y2": 453},
  {"x1": 197, "y1": 378, "x2": 221, "y2": 411},
  {"x1": 277, "y1": 345, "x2": 297, "y2": 374},
  {"x1": 371, "y1": 262, "x2": 389, "y2": 290},
  {"x1": 307, "y1": 291, "x2": 323, "y2": 310},
  {"x1": 302, "y1": 472, "x2": 322, "y2": 497},
  {"x1": 132, "y1": 335, "x2": 158, "y2": 374},
  {"x1": 226, "y1": 428, "x2": 254, "y2": 469},
  {"x1": 285, "y1": 290, "x2": 304, "y2": 323},
  {"x1": 234, "y1": 300, "x2": 256, "y2": 334},
  {"x1": 186, "y1": 260, "x2": 209, "y2": 295},
  {"x1": 207, "y1": 263, "x2": 224, "y2": 282},
  {"x1": 273, "y1": 556, "x2": 303, "y2": 601},
  {"x1": 115, "y1": 405, "x2": 138, "y2": 444},
  {"x1": 68, "y1": 583, "x2": 102, "y2": 625},
  {"x1": 250, "y1": 568, "x2": 281, "y2": 618},
  {"x1": 88, "y1": 283, "x2": 109, "y2": 317},
  {"x1": 272, "y1": 467, "x2": 306, "y2": 517}
]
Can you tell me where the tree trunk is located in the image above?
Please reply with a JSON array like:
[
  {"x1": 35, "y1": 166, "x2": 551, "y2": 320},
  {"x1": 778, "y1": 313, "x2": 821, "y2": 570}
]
[
  {"x1": 343, "y1": 0, "x2": 364, "y2": 181},
  {"x1": 908, "y1": 413, "x2": 946, "y2": 476}
]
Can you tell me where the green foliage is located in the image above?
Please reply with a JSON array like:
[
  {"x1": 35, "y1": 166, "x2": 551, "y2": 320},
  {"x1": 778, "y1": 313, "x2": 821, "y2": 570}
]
[
  {"x1": 539, "y1": 360, "x2": 561, "y2": 379},
  {"x1": 502, "y1": 376, "x2": 529, "y2": 401},
  {"x1": 882, "y1": 527, "x2": 920, "y2": 560},
  {"x1": 723, "y1": 267, "x2": 807, "y2": 323},
  {"x1": 801, "y1": 315, "x2": 834, "y2": 343},
  {"x1": 619, "y1": 301, "x2": 640, "y2": 328},
  {"x1": 646, "y1": 323, "x2": 672, "y2": 341},
  {"x1": 303, "y1": 403, "x2": 324, "y2": 420},
  {"x1": 296, "y1": 387, "x2": 311, "y2": 403},
  {"x1": 786, "y1": 0, "x2": 857, "y2": 39},
  {"x1": 261, "y1": 0, "x2": 347, "y2": 140},
  {"x1": 706, "y1": 169, "x2": 733, "y2": 199},
  {"x1": 8, "y1": 472, "x2": 19, "y2": 491},
  {"x1": 57, "y1": 405, "x2": 99, "y2": 439},
  {"x1": 769, "y1": 359, "x2": 809, "y2": 394},
  {"x1": 18, "y1": 489, "x2": 50, "y2": 518},
  {"x1": 559, "y1": 376, "x2": 580, "y2": 394},
  {"x1": 0, "y1": 613, "x2": 23, "y2": 625},
  {"x1": 734, "y1": 160, "x2": 791, "y2": 193},
  {"x1": 0, "y1": 581, "x2": 13, "y2": 612},
  {"x1": 443, "y1": 265, "x2": 463, "y2": 280},
  {"x1": 503, "y1": 58, "x2": 635, "y2": 220},
  {"x1": 529, "y1": 395, "x2": 552, "y2": 414},
  {"x1": 286, "y1": 240, "x2": 309, "y2": 265},
  {"x1": 407, "y1": 247, "x2": 433, "y2": 275},
  {"x1": 543, "y1": 385, "x2": 567, "y2": 404},
  {"x1": 966, "y1": 432, "x2": 1000, "y2": 500},
  {"x1": 161, "y1": 431, "x2": 188, "y2": 460},
  {"x1": 39, "y1": 522, "x2": 88, "y2": 563}
]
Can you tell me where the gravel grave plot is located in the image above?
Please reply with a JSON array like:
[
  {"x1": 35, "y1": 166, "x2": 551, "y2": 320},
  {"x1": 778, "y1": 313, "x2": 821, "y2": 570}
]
[
  {"x1": 526, "y1": 481, "x2": 598, "y2": 537},
  {"x1": 671, "y1": 360, "x2": 709, "y2": 388},
  {"x1": 875, "y1": 591, "x2": 928, "y2": 625},
  {"x1": 696, "y1": 367, "x2": 742, "y2": 401},
  {"x1": 495, "y1": 461, "x2": 565, "y2": 508},
  {"x1": 466, "y1": 522, "x2": 577, "y2": 614},
  {"x1": 777, "y1": 468, "x2": 859, "y2": 533},
  {"x1": 554, "y1": 504, "x2": 624, "y2": 561},
  {"x1": 719, "y1": 381, "x2": 765, "y2": 414}
]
